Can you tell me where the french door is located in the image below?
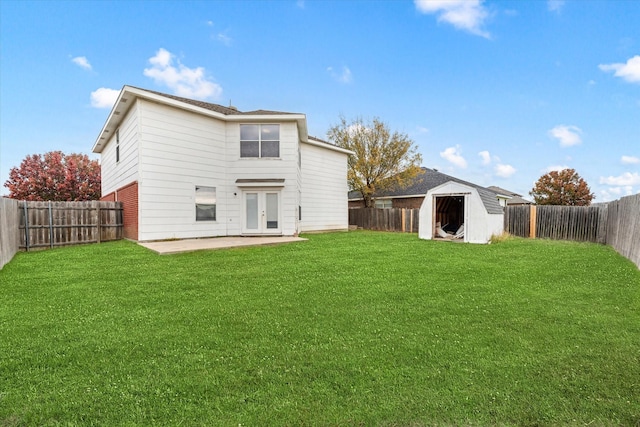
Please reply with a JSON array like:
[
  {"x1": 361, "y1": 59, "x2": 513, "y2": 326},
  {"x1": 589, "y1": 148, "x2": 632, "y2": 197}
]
[{"x1": 242, "y1": 191, "x2": 281, "y2": 234}]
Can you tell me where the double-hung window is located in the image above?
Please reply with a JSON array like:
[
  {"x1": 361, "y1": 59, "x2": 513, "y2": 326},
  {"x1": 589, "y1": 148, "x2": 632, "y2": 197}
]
[
  {"x1": 374, "y1": 199, "x2": 393, "y2": 209},
  {"x1": 240, "y1": 124, "x2": 280, "y2": 158},
  {"x1": 195, "y1": 186, "x2": 216, "y2": 221}
]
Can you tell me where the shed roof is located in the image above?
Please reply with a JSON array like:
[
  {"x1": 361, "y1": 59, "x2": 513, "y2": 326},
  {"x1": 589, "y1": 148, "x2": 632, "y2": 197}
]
[{"x1": 349, "y1": 168, "x2": 504, "y2": 214}]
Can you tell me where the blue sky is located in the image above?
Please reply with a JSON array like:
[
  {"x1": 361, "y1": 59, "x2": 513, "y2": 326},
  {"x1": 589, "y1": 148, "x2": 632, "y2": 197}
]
[{"x1": 1, "y1": 0, "x2": 638, "y2": 201}]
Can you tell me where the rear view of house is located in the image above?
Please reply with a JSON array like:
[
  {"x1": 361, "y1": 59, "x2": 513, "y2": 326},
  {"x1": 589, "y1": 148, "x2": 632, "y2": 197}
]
[{"x1": 92, "y1": 86, "x2": 351, "y2": 241}]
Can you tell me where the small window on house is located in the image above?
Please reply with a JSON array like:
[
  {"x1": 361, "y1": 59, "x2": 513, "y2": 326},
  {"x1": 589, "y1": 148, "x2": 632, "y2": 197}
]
[
  {"x1": 374, "y1": 199, "x2": 393, "y2": 209},
  {"x1": 116, "y1": 129, "x2": 120, "y2": 163},
  {"x1": 240, "y1": 124, "x2": 280, "y2": 158},
  {"x1": 195, "y1": 186, "x2": 216, "y2": 221}
]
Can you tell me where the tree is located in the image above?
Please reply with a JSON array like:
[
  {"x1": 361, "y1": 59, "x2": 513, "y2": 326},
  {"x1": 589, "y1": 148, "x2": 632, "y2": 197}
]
[
  {"x1": 328, "y1": 116, "x2": 423, "y2": 208},
  {"x1": 530, "y1": 168, "x2": 594, "y2": 206},
  {"x1": 4, "y1": 151, "x2": 101, "y2": 201}
]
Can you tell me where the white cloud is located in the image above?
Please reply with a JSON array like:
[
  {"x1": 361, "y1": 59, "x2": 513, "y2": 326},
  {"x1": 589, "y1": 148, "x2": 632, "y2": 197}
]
[
  {"x1": 600, "y1": 186, "x2": 635, "y2": 202},
  {"x1": 143, "y1": 48, "x2": 223, "y2": 100},
  {"x1": 72, "y1": 56, "x2": 92, "y2": 70},
  {"x1": 599, "y1": 55, "x2": 640, "y2": 84},
  {"x1": 90, "y1": 87, "x2": 120, "y2": 109},
  {"x1": 478, "y1": 150, "x2": 491, "y2": 165},
  {"x1": 544, "y1": 165, "x2": 570, "y2": 173},
  {"x1": 414, "y1": 0, "x2": 490, "y2": 38},
  {"x1": 547, "y1": 0, "x2": 565, "y2": 13},
  {"x1": 416, "y1": 126, "x2": 430, "y2": 134},
  {"x1": 621, "y1": 155, "x2": 640, "y2": 165},
  {"x1": 495, "y1": 163, "x2": 516, "y2": 178},
  {"x1": 548, "y1": 125, "x2": 582, "y2": 147},
  {"x1": 599, "y1": 172, "x2": 640, "y2": 186},
  {"x1": 440, "y1": 145, "x2": 467, "y2": 168},
  {"x1": 296, "y1": 0, "x2": 305, "y2": 8},
  {"x1": 216, "y1": 32, "x2": 232, "y2": 46},
  {"x1": 327, "y1": 66, "x2": 353, "y2": 84}
]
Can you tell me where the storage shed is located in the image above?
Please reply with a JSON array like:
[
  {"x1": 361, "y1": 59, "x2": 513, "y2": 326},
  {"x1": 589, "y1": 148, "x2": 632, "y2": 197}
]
[{"x1": 418, "y1": 181, "x2": 504, "y2": 244}]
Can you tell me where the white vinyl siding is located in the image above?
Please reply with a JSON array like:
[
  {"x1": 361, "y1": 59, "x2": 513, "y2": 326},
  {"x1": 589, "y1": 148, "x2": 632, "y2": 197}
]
[
  {"x1": 101, "y1": 103, "x2": 139, "y2": 196},
  {"x1": 300, "y1": 141, "x2": 349, "y2": 232},
  {"x1": 137, "y1": 100, "x2": 227, "y2": 241},
  {"x1": 226, "y1": 121, "x2": 300, "y2": 236}
]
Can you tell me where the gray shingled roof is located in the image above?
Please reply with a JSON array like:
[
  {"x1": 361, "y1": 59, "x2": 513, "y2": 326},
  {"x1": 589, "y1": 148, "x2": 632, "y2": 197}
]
[
  {"x1": 349, "y1": 168, "x2": 504, "y2": 214},
  {"x1": 130, "y1": 86, "x2": 300, "y2": 116}
]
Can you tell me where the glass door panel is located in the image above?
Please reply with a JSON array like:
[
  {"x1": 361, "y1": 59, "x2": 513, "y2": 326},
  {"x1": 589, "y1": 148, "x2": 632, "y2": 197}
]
[
  {"x1": 245, "y1": 193, "x2": 258, "y2": 230},
  {"x1": 265, "y1": 193, "x2": 278, "y2": 229}
]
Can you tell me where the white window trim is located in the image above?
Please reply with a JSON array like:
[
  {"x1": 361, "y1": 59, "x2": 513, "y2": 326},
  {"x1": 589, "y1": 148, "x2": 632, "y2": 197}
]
[{"x1": 240, "y1": 124, "x2": 280, "y2": 159}]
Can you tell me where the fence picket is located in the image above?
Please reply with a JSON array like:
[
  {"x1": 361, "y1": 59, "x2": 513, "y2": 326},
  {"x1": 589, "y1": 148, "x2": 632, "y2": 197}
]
[
  {"x1": 505, "y1": 196, "x2": 639, "y2": 269},
  {"x1": 349, "y1": 208, "x2": 420, "y2": 233},
  {"x1": 18, "y1": 201, "x2": 123, "y2": 250}
]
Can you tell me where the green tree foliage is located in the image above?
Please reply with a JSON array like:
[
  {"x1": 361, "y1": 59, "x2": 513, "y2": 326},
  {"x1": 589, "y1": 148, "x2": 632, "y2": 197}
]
[
  {"x1": 530, "y1": 168, "x2": 594, "y2": 206},
  {"x1": 4, "y1": 151, "x2": 101, "y2": 201},
  {"x1": 328, "y1": 116, "x2": 423, "y2": 208}
]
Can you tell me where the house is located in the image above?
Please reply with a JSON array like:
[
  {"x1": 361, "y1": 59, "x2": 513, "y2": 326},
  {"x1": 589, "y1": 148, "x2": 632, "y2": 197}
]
[
  {"x1": 348, "y1": 168, "x2": 507, "y2": 243},
  {"x1": 92, "y1": 86, "x2": 352, "y2": 241},
  {"x1": 486, "y1": 186, "x2": 534, "y2": 206}
]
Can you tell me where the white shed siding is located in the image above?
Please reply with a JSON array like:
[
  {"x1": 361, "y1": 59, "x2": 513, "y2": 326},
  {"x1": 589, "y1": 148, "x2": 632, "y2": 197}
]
[
  {"x1": 419, "y1": 181, "x2": 504, "y2": 244},
  {"x1": 101, "y1": 103, "x2": 139, "y2": 196},
  {"x1": 300, "y1": 142, "x2": 349, "y2": 231},
  {"x1": 136, "y1": 100, "x2": 228, "y2": 241}
]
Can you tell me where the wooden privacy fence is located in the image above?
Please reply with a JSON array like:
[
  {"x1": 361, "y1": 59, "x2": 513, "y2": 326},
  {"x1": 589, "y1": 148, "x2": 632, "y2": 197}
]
[
  {"x1": 19, "y1": 200, "x2": 123, "y2": 251},
  {"x1": 505, "y1": 205, "x2": 607, "y2": 243},
  {"x1": 605, "y1": 194, "x2": 640, "y2": 269},
  {"x1": 505, "y1": 194, "x2": 640, "y2": 269},
  {"x1": 349, "y1": 208, "x2": 419, "y2": 233}
]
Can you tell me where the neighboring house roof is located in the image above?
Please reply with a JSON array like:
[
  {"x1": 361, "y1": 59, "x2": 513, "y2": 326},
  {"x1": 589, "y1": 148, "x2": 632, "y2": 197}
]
[
  {"x1": 349, "y1": 168, "x2": 504, "y2": 214},
  {"x1": 486, "y1": 185, "x2": 534, "y2": 205}
]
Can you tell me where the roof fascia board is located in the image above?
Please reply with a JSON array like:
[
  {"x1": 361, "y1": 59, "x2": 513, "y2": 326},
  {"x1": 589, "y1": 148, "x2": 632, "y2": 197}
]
[
  {"x1": 93, "y1": 86, "x2": 311, "y2": 153},
  {"x1": 302, "y1": 138, "x2": 354, "y2": 155}
]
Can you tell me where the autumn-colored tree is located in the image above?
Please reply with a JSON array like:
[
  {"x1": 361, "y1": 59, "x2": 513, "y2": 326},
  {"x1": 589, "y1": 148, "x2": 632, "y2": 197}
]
[
  {"x1": 530, "y1": 168, "x2": 594, "y2": 206},
  {"x1": 328, "y1": 116, "x2": 423, "y2": 208},
  {"x1": 4, "y1": 151, "x2": 101, "y2": 201}
]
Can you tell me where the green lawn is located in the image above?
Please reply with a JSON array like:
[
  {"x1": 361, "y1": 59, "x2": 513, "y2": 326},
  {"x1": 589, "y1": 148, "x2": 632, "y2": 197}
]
[{"x1": 1, "y1": 231, "x2": 639, "y2": 426}]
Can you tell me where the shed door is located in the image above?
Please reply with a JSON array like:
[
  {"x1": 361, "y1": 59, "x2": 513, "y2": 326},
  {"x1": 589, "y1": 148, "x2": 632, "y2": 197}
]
[{"x1": 433, "y1": 195, "x2": 467, "y2": 240}]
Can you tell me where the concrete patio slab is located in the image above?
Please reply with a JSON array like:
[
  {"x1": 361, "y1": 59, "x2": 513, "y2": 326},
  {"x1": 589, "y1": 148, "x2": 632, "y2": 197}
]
[{"x1": 138, "y1": 236, "x2": 307, "y2": 255}]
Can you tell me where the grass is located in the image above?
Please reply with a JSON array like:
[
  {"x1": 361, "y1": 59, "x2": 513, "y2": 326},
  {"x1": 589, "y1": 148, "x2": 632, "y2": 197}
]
[{"x1": 1, "y1": 231, "x2": 639, "y2": 426}]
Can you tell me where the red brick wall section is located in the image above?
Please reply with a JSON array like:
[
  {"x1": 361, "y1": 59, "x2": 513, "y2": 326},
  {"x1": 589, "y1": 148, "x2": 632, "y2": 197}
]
[
  {"x1": 101, "y1": 192, "x2": 116, "y2": 202},
  {"x1": 101, "y1": 181, "x2": 139, "y2": 240}
]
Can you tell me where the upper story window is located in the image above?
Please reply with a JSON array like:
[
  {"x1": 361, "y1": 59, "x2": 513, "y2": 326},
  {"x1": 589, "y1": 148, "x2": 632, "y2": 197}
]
[
  {"x1": 116, "y1": 129, "x2": 120, "y2": 163},
  {"x1": 240, "y1": 124, "x2": 280, "y2": 158}
]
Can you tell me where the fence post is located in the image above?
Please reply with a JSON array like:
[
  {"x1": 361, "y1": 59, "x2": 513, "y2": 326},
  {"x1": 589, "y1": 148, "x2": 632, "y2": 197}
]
[
  {"x1": 48, "y1": 201, "x2": 54, "y2": 249},
  {"x1": 23, "y1": 201, "x2": 30, "y2": 251},
  {"x1": 529, "y1": 205, "x2": 537, "y2": 239},
  {"x1": 97, "y1": 203, "x2": 101, "y2": 244}
]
